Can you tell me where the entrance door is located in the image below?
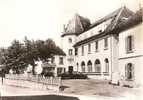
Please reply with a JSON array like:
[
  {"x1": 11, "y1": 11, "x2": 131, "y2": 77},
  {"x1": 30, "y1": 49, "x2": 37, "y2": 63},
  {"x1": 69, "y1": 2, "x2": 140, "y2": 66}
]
[{"x1": 68, "y1": 66, "x2": 73, "y2": 74}]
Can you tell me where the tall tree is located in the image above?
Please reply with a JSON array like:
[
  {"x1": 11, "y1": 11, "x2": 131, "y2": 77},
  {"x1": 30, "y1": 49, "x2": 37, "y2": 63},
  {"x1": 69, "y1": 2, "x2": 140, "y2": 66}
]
[
  {"x1": 23, "y1": 37, "x2": 39, "y2": 74},
  {"x1": 6, "y1": 40, "x2": 26, "y2": 73}
]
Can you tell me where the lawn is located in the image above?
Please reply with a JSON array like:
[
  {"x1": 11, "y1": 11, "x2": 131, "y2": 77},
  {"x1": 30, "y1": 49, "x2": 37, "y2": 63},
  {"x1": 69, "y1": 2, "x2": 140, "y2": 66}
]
[{"x1": 61, "y1": 79, "x2": 140, "y2": 97}]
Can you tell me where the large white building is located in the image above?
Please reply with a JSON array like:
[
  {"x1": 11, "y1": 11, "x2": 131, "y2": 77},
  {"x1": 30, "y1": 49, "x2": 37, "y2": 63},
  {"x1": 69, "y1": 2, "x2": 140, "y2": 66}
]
[
  {"x1": 117, "y1": 9, "x2": 143, "y2": 87},
  {"x1": 61, "y1": 7, "x2": 143, "y2": 87}
]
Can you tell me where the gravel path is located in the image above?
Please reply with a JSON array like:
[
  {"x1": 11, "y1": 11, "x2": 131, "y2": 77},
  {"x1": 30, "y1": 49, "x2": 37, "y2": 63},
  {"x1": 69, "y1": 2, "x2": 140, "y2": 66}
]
[{"x1": 61, "y1": 79, "x2": 141, "y2": 97}]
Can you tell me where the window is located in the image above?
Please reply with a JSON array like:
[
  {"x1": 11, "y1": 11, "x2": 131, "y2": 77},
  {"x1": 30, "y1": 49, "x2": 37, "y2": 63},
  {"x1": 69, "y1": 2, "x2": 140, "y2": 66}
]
[
  {"x1": 59, "y1": 57, "x2": 64, "y2": 65},
  {"x1": 51, "y1": 57, "x2": 55, "y2": 63},
  {"x1": 125, "y1": 63, "x2": 134, "y2": 80},
  {"x1": 126, "y1": 35, "x2": 134, "y2": 53},
  {"x1": 75, "y1": 48, "x2": 78, "y2": 56},
  {"x1": 57, "y1": 68, "x2": 64, "y2": 74},
  {"x1": 82, "y1": 46, "x2": 84, "y2": 56},
  {"x1": 68, "y1": 38, "x2": 72, "y2": 43},
  {"x1": 95, "y1": 41, "x2": 98, "y2": 52},
  {"x1": 104, "y1": 38, "x2": 108, "y2": 50},
  {"x1": 88, "y1": 43, "x2": 91, "y2": 54},
  {"x1": 68, "y1": 49, "x2": 73, "y2": 55}
]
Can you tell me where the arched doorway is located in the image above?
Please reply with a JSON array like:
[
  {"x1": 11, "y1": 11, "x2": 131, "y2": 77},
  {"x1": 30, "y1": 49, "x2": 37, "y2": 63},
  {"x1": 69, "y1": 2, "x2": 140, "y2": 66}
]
[
  {"x1": 95, "y1": 59, "x2": 101, "y2": 73},
  {"x1": 125, "y1": 63, "x2": 134, "y2": 80},
  {"x1": 104, "y1": 58, "x2": 109, "y2": 73},
  {"x1": 81, "y1": 61, "x2": 85, "y2": 72},
  {"x1": 87, "y1": 60, "x2": 92, "y2": 72}
]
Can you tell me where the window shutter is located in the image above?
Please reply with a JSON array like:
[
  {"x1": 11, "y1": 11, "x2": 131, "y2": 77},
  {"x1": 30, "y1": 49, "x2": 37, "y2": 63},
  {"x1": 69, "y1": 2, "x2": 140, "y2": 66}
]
[
  {"x1": 125, "y1": 37, "x2": 128, "y2": 52},
  {"x1": 132, "y1": 64, "x2": 134, "y2": 80},
  {"x1": 132, "y1": 36, "x2": 134, "y2": 51},
  {"x1": 125, "y1": 65, "x2": 127, "y2": 80}
]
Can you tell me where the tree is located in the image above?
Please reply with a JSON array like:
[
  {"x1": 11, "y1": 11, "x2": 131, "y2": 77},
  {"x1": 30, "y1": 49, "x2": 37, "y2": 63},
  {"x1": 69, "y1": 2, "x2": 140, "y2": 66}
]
[
  {"x1": 23, "y1": 37, "x2": 39, "y2": 74},
  {"x1": 4, "y1": 40, "x2": 26, "y2": 73},
  {"x1": 0, "y1": 37, "x2": 66, "y2": 75},
  {"x1": 0, "y1": 48, "x2": 8, "y2": 72},
  {"x1": 35, "y1": 38, "x2": 65, "y2": 61}
]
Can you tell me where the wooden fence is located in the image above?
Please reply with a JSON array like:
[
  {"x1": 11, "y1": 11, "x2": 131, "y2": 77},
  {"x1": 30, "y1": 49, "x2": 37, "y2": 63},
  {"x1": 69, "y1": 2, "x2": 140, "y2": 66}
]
[{"x1": 4, "y1": 74, "x2": 62, "y2": 91}]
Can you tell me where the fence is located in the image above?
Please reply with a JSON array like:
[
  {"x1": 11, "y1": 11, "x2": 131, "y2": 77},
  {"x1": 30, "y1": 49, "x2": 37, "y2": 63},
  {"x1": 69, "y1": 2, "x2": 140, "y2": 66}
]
[{"x1": 4, "y1": 74, "x2": 62, "y2": 91}]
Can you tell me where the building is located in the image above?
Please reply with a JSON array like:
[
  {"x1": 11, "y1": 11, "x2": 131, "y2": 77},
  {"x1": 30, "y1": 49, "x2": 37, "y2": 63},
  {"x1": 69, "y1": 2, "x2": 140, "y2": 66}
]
[
  {"x1": 53, "y1": 55, "x2": 66, "y2": 76},
  {"x1": 115, "y1": 8, "x2": 143, "y2": 87},
  {"x1": 41, "y1": 54, "x2": 66, "y2": 77},
  {"x1": 61, "y1": 13, "x2": 91, "y2": 73},
  {"x1": 61, "y1": 7, "x2": 143, "y2": 87},
  {"x1": 61, "y1": 6, "x2": 134, "y2": 79}
]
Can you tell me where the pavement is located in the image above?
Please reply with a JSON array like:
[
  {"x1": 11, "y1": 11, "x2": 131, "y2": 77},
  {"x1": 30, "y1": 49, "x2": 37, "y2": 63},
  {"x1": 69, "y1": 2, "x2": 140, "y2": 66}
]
[{"x1": 0, "y1": 77, "x2": 143, "y2": 100}]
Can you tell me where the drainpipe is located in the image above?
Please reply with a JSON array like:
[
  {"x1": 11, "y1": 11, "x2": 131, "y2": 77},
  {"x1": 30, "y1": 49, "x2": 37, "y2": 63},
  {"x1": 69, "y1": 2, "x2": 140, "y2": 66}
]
[{"x1": 110, "y1": 35, "x2": 113, "y2": 82}]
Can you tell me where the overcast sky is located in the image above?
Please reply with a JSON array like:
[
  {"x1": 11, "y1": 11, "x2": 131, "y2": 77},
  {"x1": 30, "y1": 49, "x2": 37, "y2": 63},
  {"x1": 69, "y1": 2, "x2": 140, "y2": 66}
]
[{"x1": 0, "y1": 0, "x2": 142, "y2": 47}]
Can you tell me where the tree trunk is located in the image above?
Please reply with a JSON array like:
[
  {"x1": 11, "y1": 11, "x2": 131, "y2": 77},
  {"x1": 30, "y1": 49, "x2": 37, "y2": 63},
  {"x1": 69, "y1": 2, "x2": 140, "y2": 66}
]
[{"x1": 32, "y1": 65, "x2": 35, "y2": 75}]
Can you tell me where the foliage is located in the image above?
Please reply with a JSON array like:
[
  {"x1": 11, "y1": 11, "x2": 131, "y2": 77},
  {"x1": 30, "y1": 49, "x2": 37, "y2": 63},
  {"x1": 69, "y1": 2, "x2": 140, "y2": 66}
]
[
  {"x1": 58, "y1": 72, "x2": 88, "y2": 79},
  {"x1": 0, "y1": 37, "x2": 65, "y2": 74},
  {"x1": 41, "y1": 71, "x2": 54, "y2": 77}
]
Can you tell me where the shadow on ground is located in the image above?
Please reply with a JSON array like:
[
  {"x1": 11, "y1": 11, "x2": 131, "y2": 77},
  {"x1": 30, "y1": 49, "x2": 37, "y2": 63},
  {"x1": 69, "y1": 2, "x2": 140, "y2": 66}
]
[{"x1": 1, "y1": 95, "x2": 80, "y2": 100}]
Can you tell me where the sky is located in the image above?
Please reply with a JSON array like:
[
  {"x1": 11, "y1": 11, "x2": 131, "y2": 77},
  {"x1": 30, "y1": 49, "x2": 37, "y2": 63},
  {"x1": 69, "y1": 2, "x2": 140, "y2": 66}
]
[{"x1": 0, "y1": 0, "x2": 142, "y2": 47}]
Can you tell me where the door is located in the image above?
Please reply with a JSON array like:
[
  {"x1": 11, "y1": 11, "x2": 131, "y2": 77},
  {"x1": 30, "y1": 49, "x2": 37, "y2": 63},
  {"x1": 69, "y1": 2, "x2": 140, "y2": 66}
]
[{"x1": 68, "y1": 66, "x2": 73, "y2": 74}]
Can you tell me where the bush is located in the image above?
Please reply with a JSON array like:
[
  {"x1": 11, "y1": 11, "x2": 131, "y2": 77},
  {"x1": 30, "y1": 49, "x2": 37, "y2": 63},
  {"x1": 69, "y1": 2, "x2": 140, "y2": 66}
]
[
  {"x1": 58, "y1": 72, "x2": 88, "y2": 79},
  {"x1": 41, "y1": 72, "x2": 54, "y2": 77}
]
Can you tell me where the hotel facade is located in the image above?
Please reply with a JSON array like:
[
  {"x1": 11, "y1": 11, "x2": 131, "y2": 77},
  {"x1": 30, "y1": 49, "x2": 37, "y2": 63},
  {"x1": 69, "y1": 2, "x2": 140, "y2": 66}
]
[{"x1": 60, "y1": 7, "x2": 143, "y2": 87}]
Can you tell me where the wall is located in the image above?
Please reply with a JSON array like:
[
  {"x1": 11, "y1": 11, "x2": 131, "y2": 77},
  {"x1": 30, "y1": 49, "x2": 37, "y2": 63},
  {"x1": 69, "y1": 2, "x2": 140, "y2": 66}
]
[
  {"x1": 54, "y1": 55, "x2": 66, "y2": 76},
  {"x1": 61, "y1": 35, "x2": 76, "y2": 71},
  {"x1": 118, "y1": 23, "x2": 143, "y2": 87},
  {"x1": 75, "y1": 34, "x2": 112, "y2": 80}
]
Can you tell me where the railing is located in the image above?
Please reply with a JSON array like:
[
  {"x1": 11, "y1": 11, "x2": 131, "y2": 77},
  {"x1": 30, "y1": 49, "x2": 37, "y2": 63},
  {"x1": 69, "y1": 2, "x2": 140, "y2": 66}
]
[{"x1": 5, "y1": 74, "x2": 62, "y2": 91}]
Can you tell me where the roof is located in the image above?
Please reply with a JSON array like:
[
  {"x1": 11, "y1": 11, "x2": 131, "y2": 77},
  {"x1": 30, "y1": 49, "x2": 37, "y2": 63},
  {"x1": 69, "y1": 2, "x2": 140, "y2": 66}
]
[
  {"x1": 61, "y1": 13, "x2": 91, "y2": 37},
  {"x1": 79, "y1": 6, "x2": 134, "y2": 35},
  {"x1": 112, "y1": 7, "x2": 143, "y2": 33},
  {"x1": 74, "y1": 7, "x2": 134, "y2": 47}
]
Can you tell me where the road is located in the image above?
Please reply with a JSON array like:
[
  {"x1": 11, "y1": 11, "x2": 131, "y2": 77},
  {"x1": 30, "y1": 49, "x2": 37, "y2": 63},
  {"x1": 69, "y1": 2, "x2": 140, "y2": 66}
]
[{"x1": 0, "y1": 77, "x2": 142, "y2": 100}]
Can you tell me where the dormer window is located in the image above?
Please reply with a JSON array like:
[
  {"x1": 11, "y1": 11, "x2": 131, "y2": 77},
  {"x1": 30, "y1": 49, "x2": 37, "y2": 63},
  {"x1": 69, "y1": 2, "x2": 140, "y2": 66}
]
[
  {"x1": 121, "y1": 17, "x2": 128, "y2": 21},
  {"x1": 98, "y1": 30, "x2": 102, "y2": 33},
  {"x1": 119, "y1": 17, "x2": 129, "y2": 23}
]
